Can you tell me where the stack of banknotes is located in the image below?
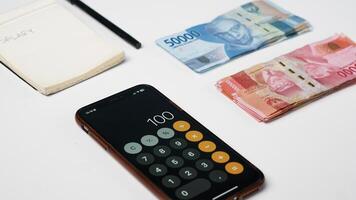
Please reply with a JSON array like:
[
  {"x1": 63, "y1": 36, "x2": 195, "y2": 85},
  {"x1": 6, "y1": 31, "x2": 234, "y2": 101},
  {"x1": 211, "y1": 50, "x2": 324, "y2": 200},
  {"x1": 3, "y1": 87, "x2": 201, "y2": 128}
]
[
  {"x1": 156, "y1": 0, "x2": 312, "y2": 73},
  {"x1": 217, "y1": 34, "x2": 356, "y2": 122}
]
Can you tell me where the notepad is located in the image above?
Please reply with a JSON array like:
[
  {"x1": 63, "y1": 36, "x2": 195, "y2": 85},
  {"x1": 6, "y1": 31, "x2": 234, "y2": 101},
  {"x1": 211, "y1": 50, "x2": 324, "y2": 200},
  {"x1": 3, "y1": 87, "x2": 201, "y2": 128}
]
[{"x1": 0, "y1": 0, "x2": 125, "y2": 95}]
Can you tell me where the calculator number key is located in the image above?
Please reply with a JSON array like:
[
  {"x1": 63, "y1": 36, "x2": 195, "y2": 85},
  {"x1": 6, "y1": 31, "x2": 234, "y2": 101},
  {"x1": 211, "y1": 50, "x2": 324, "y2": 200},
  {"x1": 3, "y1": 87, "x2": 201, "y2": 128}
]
[
  {"x1": 136, "y1": 153, "x2": 154, "y2": 165},
  {"x1": 169, "y1": 138, "x2": 187, "y2": 150},
  {"x1": 179, "y1": 167, "x2": 198, "y2": 180},
  {"x1": 182, "y1": 148, "x2": 200, "y2": 160},
  {"x1": 153, "y1": 145, "x2": 171, "y2": 157},
  {"x1": 162, "y1": 175, "x2": 181, "y2": 188},
  {"x1": 166, "y1": 156, "x2": 184, "y2": 168},
  {"x1": 149, "y1": 164, "x2": 167, "y2": 177},
  {"x1": 195, "y1": 159, "x2": 214, "y2": 172},
  {"x1": 175, "y1": 178, "x2": 211, "y2": 200}
]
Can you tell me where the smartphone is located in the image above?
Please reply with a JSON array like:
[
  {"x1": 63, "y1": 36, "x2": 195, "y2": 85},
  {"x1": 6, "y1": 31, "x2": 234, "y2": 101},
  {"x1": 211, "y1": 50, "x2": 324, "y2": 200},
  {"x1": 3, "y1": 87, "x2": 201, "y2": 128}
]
[{"x1": 76, "y1": 84, "x2": 264, "y2": 200}]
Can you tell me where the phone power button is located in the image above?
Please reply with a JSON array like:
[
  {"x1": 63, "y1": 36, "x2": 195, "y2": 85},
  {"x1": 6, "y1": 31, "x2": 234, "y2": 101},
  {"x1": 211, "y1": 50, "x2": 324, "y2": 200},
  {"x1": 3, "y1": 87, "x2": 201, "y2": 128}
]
[{"x1": 82, "y1": 126, "x2": 89, "y2": 133}]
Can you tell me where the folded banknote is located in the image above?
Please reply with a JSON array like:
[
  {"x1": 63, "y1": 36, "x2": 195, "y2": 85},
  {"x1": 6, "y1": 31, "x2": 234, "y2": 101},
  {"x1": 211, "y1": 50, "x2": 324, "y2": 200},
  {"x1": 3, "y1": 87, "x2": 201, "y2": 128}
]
[
  {"x1": 217, "y1": 34, "x2": 356, "y2": 122},
  {"x1": 156, "y1": 0, "x2": 312, "y2": 73}
]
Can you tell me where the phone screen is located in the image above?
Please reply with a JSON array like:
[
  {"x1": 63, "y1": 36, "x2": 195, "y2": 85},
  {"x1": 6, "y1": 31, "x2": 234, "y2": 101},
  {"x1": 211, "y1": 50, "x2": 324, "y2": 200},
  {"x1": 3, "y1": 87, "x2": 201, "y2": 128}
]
[{"x1": 77, "y1": 85, "x2": 263, "y2": 200}]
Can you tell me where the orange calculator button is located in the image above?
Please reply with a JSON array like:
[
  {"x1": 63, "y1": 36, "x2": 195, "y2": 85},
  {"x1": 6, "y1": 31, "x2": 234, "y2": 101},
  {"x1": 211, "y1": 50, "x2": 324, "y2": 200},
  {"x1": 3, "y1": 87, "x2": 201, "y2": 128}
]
[
  {"x1": 173, "y1": 121, "x2": 191, "y2": 132},
  {"x1": 211, "y1": 151, "x2": 230, "y2": 164},
  {"x1": 225, "y1": 162, "x2": 244, "y2": 175},
  {"x1": 185, "y1": 130, "x2": 203, "y2": 142},
  {"x1": 198, "y1": 141, "x2": 216, "y2": 153}
]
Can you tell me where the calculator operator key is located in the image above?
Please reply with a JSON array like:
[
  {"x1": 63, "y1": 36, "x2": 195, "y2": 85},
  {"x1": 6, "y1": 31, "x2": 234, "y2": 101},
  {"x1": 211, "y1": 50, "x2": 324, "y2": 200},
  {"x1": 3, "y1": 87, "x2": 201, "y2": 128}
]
[
  {"x1": 198, "y1": 141, "x2": 216, "y2": 153},
  {"x1": 141, "y1": 135, "x2": 159, "y2": 147},
  {"x1": 173, "y1": 121, "x2": 191, "y2": 132},
  {"x1": 124, "y1": 142, "x2": 142, "y2": 154},
  {"x1": 211, "y1": 151, "x2": 230, "y2": 164},
  {"x1": 157, "y1": 127, "x2": 175, "y2": 139},
  {"x1": 185, "y1": 130, "x2": 203, "y2": 142},
  {"x1": 225, "y1": 162, "x2": 244, "y2": 175}
]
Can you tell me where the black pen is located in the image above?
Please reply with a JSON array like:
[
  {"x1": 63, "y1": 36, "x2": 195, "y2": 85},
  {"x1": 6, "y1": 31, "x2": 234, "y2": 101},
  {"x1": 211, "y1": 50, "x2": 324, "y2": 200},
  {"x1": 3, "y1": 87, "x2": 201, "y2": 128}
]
[{"x1": 69, "y1": 0, "x2": 142, "y2": 49}]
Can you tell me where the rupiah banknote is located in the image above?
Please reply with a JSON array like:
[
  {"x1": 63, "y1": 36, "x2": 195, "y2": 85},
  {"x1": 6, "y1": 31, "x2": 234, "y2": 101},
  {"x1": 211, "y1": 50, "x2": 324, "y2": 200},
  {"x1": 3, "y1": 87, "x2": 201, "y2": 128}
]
[
  {"x1": 217, "y1": 34, "x2": 356, "y2": 122},
  {"x1": 156, "y1": 0, "x2": 312, "y2": 73}
]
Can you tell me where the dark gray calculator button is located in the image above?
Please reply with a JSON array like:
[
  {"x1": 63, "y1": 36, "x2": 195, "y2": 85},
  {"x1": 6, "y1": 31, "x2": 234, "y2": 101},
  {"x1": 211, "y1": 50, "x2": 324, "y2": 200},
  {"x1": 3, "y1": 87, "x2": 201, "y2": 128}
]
[
  {"x1": 149, "y1": 164, "x2": 167, "y2": 177},
  {"x1": 141, "y1": 135, "x2": 159, "y2": 147},
  {"x1": 209, "y1": 170, "x2": 228, "y2": 183},
  {"x1": 166, "y1": 156, "x2": 184, "y2": 168},
  {"x1": 124, "y1": 142, "x2": 142, "y2": 154},
  {"x1": 162, "y1": 175, "x2": 181, "y2": 188},
  {"x1": 169, "y1": 138, "x2": 187, "y2": 150},
  {"x1": 178, "y1": 167, "x2": 198, "y2": 180},
  {"x1": 195, "y1": 159, "x2": 214, "y2": 172},
  {"x1": 182, "y1": 148, "x2": 200, "y2": 160},
  {"x1": 136, "y1": 153, "x2": 154, "y2": 165},
  {"x1": 153, "y1": 145, "x2": 171, "y2": 157},
  {"x1": 157, "y1": 128, "x2": 175, "y2": 139},
  {"x1": 175, "y1": 178, "x2": 211, "y2": 200}
]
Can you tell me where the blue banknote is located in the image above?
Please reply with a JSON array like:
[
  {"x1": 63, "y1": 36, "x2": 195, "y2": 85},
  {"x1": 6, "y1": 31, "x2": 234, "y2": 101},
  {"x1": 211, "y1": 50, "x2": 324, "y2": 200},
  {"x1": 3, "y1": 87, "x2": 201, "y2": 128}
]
[{"x1": 156, "y1": 0, "x2": 312, "y2": 73}]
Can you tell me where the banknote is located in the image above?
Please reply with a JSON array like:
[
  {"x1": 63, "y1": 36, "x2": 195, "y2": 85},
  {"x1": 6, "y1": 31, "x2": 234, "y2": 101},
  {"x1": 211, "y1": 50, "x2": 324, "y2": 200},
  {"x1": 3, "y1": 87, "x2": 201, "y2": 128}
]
[
  {"x1": 217, "y1": 34, "x2": 356, "y2": 122},
  {"x1": 156, "y1": 0, "x2": 312, "y2": 73}
]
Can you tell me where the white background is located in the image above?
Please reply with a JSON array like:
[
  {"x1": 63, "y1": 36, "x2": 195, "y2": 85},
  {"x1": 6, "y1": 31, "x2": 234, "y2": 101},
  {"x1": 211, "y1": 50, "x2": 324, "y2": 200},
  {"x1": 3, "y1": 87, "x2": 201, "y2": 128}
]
[{"x1": 0, "y1": 0, "x2": 355, "y2": 199}]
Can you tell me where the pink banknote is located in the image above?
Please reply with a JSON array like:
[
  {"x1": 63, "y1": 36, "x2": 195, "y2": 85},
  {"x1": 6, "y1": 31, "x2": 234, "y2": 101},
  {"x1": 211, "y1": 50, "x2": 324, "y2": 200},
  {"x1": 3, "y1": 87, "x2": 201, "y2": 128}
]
[
  {"x1": 286, "y1": 34, "x2": 356, "y2": 88},
  {"x1": 217, "y1": 34, "x2": 356, "y2": 122}
]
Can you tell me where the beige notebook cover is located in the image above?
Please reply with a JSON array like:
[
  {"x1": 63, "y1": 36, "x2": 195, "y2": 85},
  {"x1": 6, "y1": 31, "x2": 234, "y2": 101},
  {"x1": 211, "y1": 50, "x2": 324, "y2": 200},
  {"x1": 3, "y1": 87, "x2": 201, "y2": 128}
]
[{"x1": 0, "y1": 0, "x2": 125, "y2": 95}]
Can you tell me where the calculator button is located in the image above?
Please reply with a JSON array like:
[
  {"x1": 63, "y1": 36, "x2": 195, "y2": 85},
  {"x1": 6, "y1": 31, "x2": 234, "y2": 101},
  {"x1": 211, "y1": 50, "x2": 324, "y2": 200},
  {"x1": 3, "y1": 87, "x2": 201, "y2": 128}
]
[
  {"x1": 211, "y1": 151, "x2": 230, "y2": 164},
  {"x1": 166, "y1": 156, "x2": 184, "y2": 168},
  {"x1": 198, "y1": 141, "x2": 216, "y2": 153},
  {"x1": 195, "y1": 159, "x2": 214, "y2": 172},
  {"x1": 169, "y1": 138, "x2": 188, "y2": 150},
  {"x1": 141, "y1": 135, "x2": 159, "y2": 147},
  {"x1": 225, "y1": 162, "x2": 244, "y2": 175},
  {"x1": 136, "y1": 153, "x2": 154, "y2": 165},
  {"x1": 175, "y1": 178, "x2": 211, "y2": 200},
  {"x1": 162, "y1": 175, "x2": 181, "y2": 188},
  {"x1": 209, "y1": 170, "x2": 228, "y2": 183},
  {"x1": 157, "y1": 128, "x2": 175, "y2": 139},
  {"x1": 173, "y1": 121, "x2": 191, "y2": 132},
  {"x1": 124, "y1": 142, "x2": 142, "y2": 154},
  {"x1": 182, "y1": 148, "x2": 200, "y2": 160},
  {"x1": 185, "y1": 130, "x2": 203, "y2": 142},
  {"x1": 179, "y1": 167, "x2": 198, "y2": 180},
  {"x1": 153, "y1": 145, "x2": 171, "y2": 157},
  {"x1": 149, "y1": 164, "x2": 167, "y2": 177}
]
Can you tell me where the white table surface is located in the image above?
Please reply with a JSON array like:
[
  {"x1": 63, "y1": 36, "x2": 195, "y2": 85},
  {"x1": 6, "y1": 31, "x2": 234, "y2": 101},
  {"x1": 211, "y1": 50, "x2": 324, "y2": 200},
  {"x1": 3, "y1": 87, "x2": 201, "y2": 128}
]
[{"x1": 1, "y1": 0, "x2": 355, "y2": 199}]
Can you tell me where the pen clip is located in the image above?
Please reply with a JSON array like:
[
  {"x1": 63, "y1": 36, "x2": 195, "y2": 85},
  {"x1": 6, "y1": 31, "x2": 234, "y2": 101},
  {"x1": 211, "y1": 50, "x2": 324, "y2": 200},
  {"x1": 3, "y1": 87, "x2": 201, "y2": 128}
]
[{"x1": 68, "y1": 0, "x2": 77, "y2": 4}]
